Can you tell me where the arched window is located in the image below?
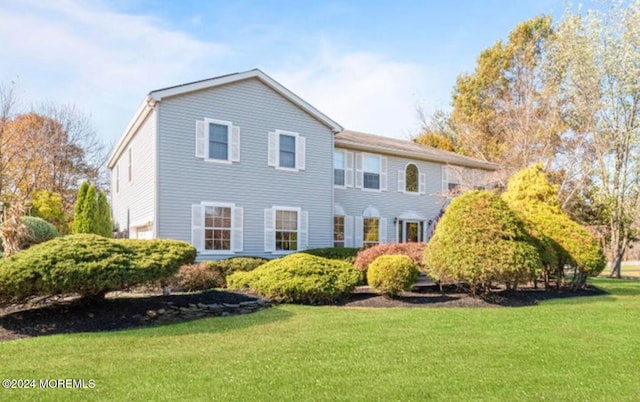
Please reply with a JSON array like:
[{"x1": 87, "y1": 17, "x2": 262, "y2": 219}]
[{"x1": 405, "y1": 163, "x2": 419, "y2": 193}]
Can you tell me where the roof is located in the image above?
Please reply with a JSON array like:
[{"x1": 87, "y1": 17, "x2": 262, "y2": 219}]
[
  {"x1": 107, "y1": 69, "x2": 343, "y2": 168},
  {"x1": 334, "y1": 130, "x2": 498, "y2": 171}
]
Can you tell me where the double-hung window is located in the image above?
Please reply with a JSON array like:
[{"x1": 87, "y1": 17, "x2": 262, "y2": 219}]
[
  {"x1": 195, "y1": 118, "x2": 240, "y2": 162},
  {"x1": 279, "y1": 134, "x2": 296, "y2": 169},
  {"x1": 264, "y1": 206, "x2": 308, "y2": 252},
  {"x1": 363, "y1": 155, "x2": 381, "y2": 190},
  {"x1": 209, "y1": 123, "x2": 229, "y2": 160},
  {"x1": 204, "y1": 206, "x2": 231, "y2": 251},
  {"x1": 334, "y1": 151, "x2": 345, "y2": 186},
  {"x1": 268, "y1": 130, "x2": 306, "y2": 171},
  {"x1": 363, "y1": 217, "x2": 379, "y2": 247},
  {"x1": 191, "y1": 202, "x2": 243, "y2": 253},
  {"x1": 334, "y1": 216, "x2": 345, "y2": 247}
]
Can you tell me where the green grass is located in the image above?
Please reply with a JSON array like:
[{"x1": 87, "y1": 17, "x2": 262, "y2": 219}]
[{"x1": 2, "y1": 278, "x2": 640, "y2": 401}]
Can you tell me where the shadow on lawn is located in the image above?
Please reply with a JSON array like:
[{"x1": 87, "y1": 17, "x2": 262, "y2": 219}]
[{"x1": 0, "y1": 290, "x2": 285, "y2": 342}]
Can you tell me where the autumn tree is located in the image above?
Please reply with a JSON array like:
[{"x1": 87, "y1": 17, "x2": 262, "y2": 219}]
[
  {"x1": 451, "y1": 16, "x2": 564, "y2": 183},
  {"x1": 414, "y1": 109, "x2": 458, "y2": 152},
  {"x1": 547, "y1": 1, "x2": 640, "y2": 277}
]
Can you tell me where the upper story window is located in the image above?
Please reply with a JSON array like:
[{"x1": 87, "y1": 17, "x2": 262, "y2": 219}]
[
  {"x1": 363, "y1": 155, "x2": 380, "y2": 190},
  {"x1": 209, "y1": 123, "x2": 229, "y2": 160},
  {"x1": 405, "y1": 163, "x2": 418, "y2": 192},
  {"x1": 127, "y1": 147, "x2": 132, "y2": 182},
  {"x1": 115, "y1": 164, "x2": 120, "y2": 193},
  {"x1": 356, "y1": 153, "x2": 387, "y2": 191},
  {"x1": 268, "y1": 130, "x2": 306, "y2": 171},
  {"x1": 442, "y1": 166, "x2": 461, "y2": 193},
  {"x1": 398, "y1": 163, "x2": 426, "y2": 194},
  {"x1": 195, "y1": 118, "x2": 240, "y2": 163},
  {"x1": 334, "y1": 151, "x2": 345, "y2": 186},
  {"x1": 279, "y1": 134, "x2": 296, "y2": 168}
]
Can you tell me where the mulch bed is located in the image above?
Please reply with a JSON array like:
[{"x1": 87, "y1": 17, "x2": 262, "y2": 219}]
[{"x1": 0, "y1": 284, "x2": 606, "y2": 343}]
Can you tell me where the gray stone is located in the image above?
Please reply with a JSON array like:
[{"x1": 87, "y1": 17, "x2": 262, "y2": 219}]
[
  {"x1": 222, "y1": 303, "x2": 240, "y2": 309},
  {"x1": 157, "y1": 308, "x2": 166, "y2": 315}
]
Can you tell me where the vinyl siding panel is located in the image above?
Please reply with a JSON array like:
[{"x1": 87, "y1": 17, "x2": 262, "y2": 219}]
[
  {"x1": 111, "y1": 109, "x2": 156, "y2": 236},
  {"x1": 335, "y1": 147, "x2": 447, "y2": 243},
  {"x1": 156, "y1": 78, "x2": 334, "y2": 259}
]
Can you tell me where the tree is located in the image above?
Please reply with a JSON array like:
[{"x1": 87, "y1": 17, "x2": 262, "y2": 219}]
[
  {"x1": 31, "y1": 190, "x2": 69, "y2": 235},
  {"x1": 547, "y1": 1, "x2": 640, "y2": 277},
  {"x1": 72, "y1": 181, "x2": 90, "y2": 234},
  {"x1": 502, "y1": 164, "x2": 606, "y2": 289},
  {"x1": 413, "y1": 109, "x2": 458, "y2": 152},
  {"x1": 451, "y1": 16, "x2": 564, "y2": 184},
  {"x1": 73, "y1": 182, "x2": 112, "y2": 237},
  {"x1": 95, "y1": 190, "x2": 113, "y2": 238}
]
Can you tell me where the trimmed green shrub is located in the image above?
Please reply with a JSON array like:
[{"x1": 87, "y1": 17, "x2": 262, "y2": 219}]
[
  {"x1": 120, "y1": 238, "x2": 197, "y2": 284},
  {"x1": 502, "y1": 164, "x2": 606, "y2": 288},
  {"x1": 169, "y1": 262, "x2": 222, "y2": 292},
  {"x1": 354, "y1": 243, "x2": 426, "y2": 271},
  {"x1": 0, "y1": 234, "x2": 196, "y2": 304},
  {"x1": 21, "y1": 216, "x2": 60, "y2": 247},
  {"x1": 424, "y1": 190, "x2": 543, "y2": 294},
  {"x1": 298, "y1": 248, "x2": 359, "y2": 263},
  {"x1": 367, "y1": 255, "x2": 419, "y2": 297},
  {"x1": 227, "y1": 253, "x2": 362, "y2": 304}
]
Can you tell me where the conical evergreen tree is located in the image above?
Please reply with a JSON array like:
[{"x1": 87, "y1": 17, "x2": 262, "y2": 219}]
[
  {"x1": 84, "y1": 184, "x2": 99, "y2": 233},
  {"x1": 95, "y1": 190, "x2": 113, "y2": 237},
  {"x1": 72, "y1": 181, "x2": 90, "y2": 234}
]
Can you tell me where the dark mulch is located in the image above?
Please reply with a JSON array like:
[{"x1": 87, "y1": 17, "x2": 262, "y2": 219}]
[{"x1": 0, "y1": 284, "x2": 607, "y2": 343}]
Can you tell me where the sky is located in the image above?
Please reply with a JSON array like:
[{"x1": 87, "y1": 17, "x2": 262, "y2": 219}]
[{"x1": 0, "y1": 0, "x2": 574, "y2": 148}]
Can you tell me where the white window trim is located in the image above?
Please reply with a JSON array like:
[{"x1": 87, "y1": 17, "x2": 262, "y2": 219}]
[
  {"x1": 203, "y1": 118, "x2": 234, "y2": 164},
  {"x1": 398, "y1": 162, "x2": 424, "y2": 195},
  {"x1": 442, "y1": 165, "x2": 461, "y2": 192},
  {"x1": 264, "y1": 205, "x2": 309, "y2": 255},
  {"x1": 360, "y1": 153, "x2": 383, "y2": 192},
  {"x1": 334, "y1": 150, "x2": 347, "y2": 189},
  {"x1": 270, "y1": 205, "x2": 302, "y2": 255},
  {"x1": 195, "y1": 201, "x2": 241, "y2": 255},
  {"x1": 272, "y1": 129, "x2": 305, "y2": 172}
]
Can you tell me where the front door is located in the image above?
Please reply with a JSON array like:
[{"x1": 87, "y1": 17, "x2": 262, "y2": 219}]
[{"x1": 397, "y1": 220, "x2": 424, "y2": 243}]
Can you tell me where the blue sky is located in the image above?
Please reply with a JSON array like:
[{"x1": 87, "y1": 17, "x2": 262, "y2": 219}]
[{"x1": 1, "y1": 0, "x2": 574, "y2": 147}]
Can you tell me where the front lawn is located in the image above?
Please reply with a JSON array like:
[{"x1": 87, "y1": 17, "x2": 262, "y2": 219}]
[{"x1": 1, "y1": 278, "x2": 639, "y2": 401}]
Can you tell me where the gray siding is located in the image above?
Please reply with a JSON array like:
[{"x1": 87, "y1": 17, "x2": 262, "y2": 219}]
[
  {"x1": 335, "y1": 147, "x2": 447, "y2": 243},
  {"x1": 111, "y1": 109, "x2": 156, "y2": 237},
  {"x1": 156, "y1": 78, "x2": 334, "y2": 259}
]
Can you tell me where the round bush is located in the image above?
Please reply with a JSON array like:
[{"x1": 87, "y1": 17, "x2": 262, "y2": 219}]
[
  {"x1": 21, "y1": 216, "x2": 60, "y2": 247},
  {"x1": 367, "y1": 255, "x2": 419, "y2": 297},
  {"x1": 226, "y1": 253, "x2": 362, "y2": 304},
  {"x1": 424, "y1": 190, "x2": 542, "y2": 294},
  {"x1": 0, "y1": 234, "x2": 196, "y2": 304}
]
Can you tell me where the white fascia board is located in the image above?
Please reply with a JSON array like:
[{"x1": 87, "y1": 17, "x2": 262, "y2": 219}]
[{"x1": 107, "y1": 97, "x2": 155, "y2": 169}]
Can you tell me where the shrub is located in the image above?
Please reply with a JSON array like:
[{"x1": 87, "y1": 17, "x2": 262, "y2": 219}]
[
  {"x1": 0, "y1": 234, "x2": 196, "y2": 304},
  {"x1": 227, "y1": 253, "x2": 362, "y2": 304},
  {"x1": 423, "y1": 190, "x2": 543, "y2": 294},
  {"x1": 367, "y1": 255, "x2": 419, "y2": 297},
  {"x1": 169, "y1": 262, "x2": 222, "y2": 292},
  {"x1": 21, "y1": 216, "x2": 60, "y2": 247},
  {"x1": 298, "y1": 248, "x2": 359, "y2": 263},
  {"x1": 502, "y1": 164, "x2": 606, "y2": 288},
  {"x1": 354, "y1": 243, "x2": 426, "y2": 271},
  {"x1": 119, "y1": 238, "x2": 197, "y2": 284}
]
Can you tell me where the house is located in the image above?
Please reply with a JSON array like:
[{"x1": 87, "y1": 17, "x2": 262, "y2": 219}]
[{"x1": 107, "y1": 69, "x2": 497, "y2": 260}]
